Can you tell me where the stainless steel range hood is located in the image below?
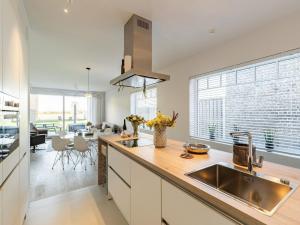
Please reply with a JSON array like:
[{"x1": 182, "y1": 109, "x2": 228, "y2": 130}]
[{"x1": 110, "y1": 15, "x2": 170, "y2": 88}]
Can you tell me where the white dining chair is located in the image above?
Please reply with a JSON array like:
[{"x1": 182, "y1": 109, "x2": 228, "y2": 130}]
[
  {"x1": 51, "y1": 136, "x2": 73, "y2": 170},
  {"x1": 74, "y1": 136, "x2": 94, "y2": 170}
]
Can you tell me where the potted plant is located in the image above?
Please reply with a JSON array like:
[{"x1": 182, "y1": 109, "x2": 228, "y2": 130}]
[
  {"x1": 264, "y1": 129, "x2": 275, "y2": 151},
  {"x1": 126, "y1": 114, "x2": 145, "y2": 137},
  {"x1": 146, "y1": 111, "x2": 179, "y2": 148},
  {"x1": 86, "y1": 121, "x2": 93, "y2": 132},
  {"x1": 208, "y1": 124, "x2": 217, "y2": 140},
  {"x1": 232, "y1": 124, "x2": 240, "y2": 144}
]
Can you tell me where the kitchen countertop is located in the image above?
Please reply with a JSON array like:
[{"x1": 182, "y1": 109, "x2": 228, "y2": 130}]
[{"x1": 98, "y1": 134, "x2": 300, "y2": 225}]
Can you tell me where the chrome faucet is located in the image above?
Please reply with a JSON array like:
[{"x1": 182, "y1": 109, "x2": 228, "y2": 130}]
[{"x1": 230, "y1": 131, "x2": 255, "y2": 174}]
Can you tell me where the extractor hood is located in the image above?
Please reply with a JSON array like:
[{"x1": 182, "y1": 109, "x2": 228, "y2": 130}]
[{"x1": 110, "y1": 15, "x2": 170, "y2": 88}]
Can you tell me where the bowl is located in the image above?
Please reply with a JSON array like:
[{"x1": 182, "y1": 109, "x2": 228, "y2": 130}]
[{"x1": 183, "y1": 143, "x2": 210, "y2": 154}]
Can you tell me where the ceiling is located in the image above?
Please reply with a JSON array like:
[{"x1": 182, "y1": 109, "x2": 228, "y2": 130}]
[{"x1": 25, "y1": 0, "x2": 300, "y2": 92}]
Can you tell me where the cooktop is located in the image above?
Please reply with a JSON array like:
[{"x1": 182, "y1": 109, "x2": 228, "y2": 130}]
[{"x1": 117, "y1": 138, "x2": 153, "y2": 148}]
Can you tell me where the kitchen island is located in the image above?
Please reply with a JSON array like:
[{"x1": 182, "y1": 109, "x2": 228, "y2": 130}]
[{"x1": 98, "y1": 134, "x2": 300, "y2": 225}]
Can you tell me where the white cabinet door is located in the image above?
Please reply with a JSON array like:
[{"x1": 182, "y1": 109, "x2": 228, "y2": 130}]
[
  {"x1": 108, "y1": 167, "x2": 131, "y2": 224},
  {"x1": 162, "y1": 180, "x2": 238, "y2": 225},
  {"x1": 2, "y1": 0, "x2": 20, "y2": 97},
  {"x1": 131, "y1": 161, "x2": 161, "y2": 225},
  {"x1": 19, "y1": 153, "x2": 29, "y2": 224},
  {"x1": 2, "y1": 166, "x2": 20, "y2": 225},
  {"x1": 108, "y1": 146, "x2": 131, "y2": 185}
]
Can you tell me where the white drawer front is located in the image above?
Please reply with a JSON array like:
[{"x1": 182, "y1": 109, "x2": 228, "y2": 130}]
[
  {"x1": 108, "y1": 167, "x2": 131, "y2": 224},
  {"x1": 162, "y1": 180, "x2": 238, "y2": 225},
  {"x1": 2, "y1": 147, "x2": 20, "y2": 181},
  {"x1": 108, "y1": 146, "x2": 131, "y2": 185}
]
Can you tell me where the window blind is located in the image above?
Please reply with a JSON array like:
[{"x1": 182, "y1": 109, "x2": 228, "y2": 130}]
[{"x1": 190, "y1": 51, "x2": 300, "y2": 156}]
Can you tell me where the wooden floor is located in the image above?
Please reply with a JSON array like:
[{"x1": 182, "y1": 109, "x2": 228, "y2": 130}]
[
  {"x1": 30, "y1": 141, "x2": 98, "y2": 201},
  {"x1": 24, "y1": 185, "x2": 127, "y2": 225}
]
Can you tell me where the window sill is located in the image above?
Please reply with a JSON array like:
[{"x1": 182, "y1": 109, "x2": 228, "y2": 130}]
[{"x1": 190, "y1": 137, "x2": 300, "y2": 169}]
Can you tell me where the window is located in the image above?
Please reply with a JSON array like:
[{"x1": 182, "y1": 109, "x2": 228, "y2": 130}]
[
  {"x1": 131, "y1": 88, "x2": 157, "y2": 122},
  {"x1": 30, "y1": 94, "x2": 88, "y2": 133},
  {"x1": 30, "y1": 94, "x2": 64, "y2": 132},
  {"x1": 190, "y1": 51, "x2": 300, "y2": 156}
]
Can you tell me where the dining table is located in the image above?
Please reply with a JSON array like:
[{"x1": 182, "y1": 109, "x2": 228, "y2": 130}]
[{"x1": 61, "y1": 132, "x2": 99, "y2": 142}]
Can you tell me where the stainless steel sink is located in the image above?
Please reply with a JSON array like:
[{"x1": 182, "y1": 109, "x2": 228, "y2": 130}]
[{"x1": 186, "y1": 162, "x2": 297, "y2": 215}]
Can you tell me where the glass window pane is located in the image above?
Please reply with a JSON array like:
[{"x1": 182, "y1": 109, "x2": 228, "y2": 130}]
[
  {"x1": 256, "y1": 62, "x2": 277, "y2": 81},
  {"x1": 30, "y1": 94, "x2": 63, "y2": 134},
  {"x1": 198, "y1": 78, "x2": 207, "y2": 90},
  {"x1": 208, "y1": 75, "x2": 221, "y2": 88},
  {"x1": 237, "y1": 67, "x2": 255, "y2": 84},
  {"x1": 222, "y1": 71, "x2": 236, "y2": 86}
]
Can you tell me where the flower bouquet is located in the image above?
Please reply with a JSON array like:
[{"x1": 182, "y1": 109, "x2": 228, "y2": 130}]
[
  {"x1": 146, "y1": 111, "x2": 179, "y2": 148},
  {"x1": 126, "y1": 114, "x2": 146, "y2": 137}
]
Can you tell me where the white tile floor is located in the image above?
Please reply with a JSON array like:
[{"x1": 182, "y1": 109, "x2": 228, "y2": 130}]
[
  {"x1": 30, "y1": 141, "x2": 98, "y2": 201},
  {"x1": 24, "y1": 185, "x2": 127, "y2": 225}
]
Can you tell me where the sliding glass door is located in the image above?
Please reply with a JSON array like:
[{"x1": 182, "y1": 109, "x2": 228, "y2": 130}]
[{"x1": 30, "y1": 94, "x2": 88, "y2": 133}]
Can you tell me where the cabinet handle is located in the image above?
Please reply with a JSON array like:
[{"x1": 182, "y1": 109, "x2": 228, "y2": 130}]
[
  {"x1": 162, "y1": 218, "x2": 170, "y2": 225},
  {"x1": 109, "y1": 166, "x2": 131, "y2": 188}
]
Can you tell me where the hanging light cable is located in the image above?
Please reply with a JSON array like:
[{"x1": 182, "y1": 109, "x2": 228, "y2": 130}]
[{"x1": 85, "y1": 67, "x2": 92, "y2": 98}]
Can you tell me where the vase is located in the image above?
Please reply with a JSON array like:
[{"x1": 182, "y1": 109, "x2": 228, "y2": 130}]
[
  {"x1": 131, "y1": 122, "x2": 139, "y2": 137},
  {"x1": 209, "y1": 132, "x2": 215, "y2": 140},
  {"x1": 154, "y1": 126, "x2": 167, "y2": 148}
]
